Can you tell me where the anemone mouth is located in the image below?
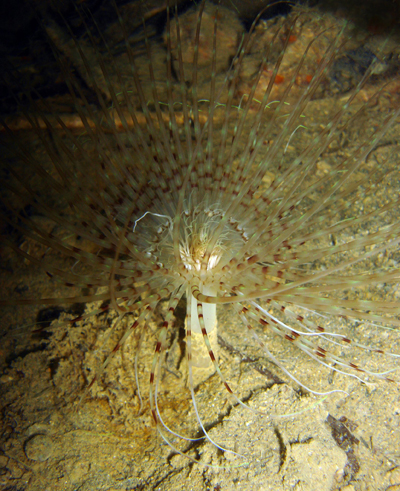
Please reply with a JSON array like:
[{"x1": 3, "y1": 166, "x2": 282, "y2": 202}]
[{"x1": 179, "y1": 234, "x2": 223, "y2": 272}]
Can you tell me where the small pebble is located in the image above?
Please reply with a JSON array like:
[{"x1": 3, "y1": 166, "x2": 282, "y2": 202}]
[
  {"x1": 24, "y1": 434, "x2": 53, "y2": 462},
  {"x1": 0, "y1": 454, "x2": 8, "y2": 467},
  {"x1": 0, "y1": 374, "x2": 14, "y2": 384}
]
